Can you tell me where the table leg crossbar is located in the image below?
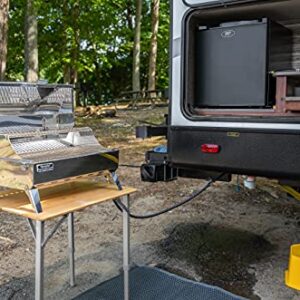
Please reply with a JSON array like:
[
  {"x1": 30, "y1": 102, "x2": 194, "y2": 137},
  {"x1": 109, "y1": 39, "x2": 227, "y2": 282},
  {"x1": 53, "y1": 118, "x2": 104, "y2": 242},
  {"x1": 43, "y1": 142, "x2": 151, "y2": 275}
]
[
  {"x1": 42, "y1": 216, "x2": 67, "y2": 248},
  {"x1": 27, "y1": 215, "x2": 68, "y2": 249}
]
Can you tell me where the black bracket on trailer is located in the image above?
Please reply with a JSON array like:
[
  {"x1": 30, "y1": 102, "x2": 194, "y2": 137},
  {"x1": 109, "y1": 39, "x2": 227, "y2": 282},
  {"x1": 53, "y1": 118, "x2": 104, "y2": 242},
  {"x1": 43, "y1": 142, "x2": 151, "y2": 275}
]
[
  {"x1": 136, "y1": 114, "x2": 169, "y2": 139},
  {"x1": 140, "y1": 150, "x2": 231, "y2": 183},
  {"x1": 136, "y1": 125, "x2": 168, "y2": 139}
]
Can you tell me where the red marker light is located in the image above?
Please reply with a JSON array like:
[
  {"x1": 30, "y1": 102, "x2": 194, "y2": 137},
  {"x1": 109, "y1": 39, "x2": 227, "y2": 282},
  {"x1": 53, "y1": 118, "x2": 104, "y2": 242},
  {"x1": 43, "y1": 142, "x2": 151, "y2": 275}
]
[{"x1": 201, "y1": 144, "x2": 220, "y2": 154}]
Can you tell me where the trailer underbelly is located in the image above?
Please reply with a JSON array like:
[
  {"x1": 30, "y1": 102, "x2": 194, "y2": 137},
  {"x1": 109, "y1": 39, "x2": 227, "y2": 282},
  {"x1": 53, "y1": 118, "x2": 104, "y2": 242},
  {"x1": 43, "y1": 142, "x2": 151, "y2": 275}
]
[{"x1": 169, "y1": 127, "x2": 300, "y2": 179}]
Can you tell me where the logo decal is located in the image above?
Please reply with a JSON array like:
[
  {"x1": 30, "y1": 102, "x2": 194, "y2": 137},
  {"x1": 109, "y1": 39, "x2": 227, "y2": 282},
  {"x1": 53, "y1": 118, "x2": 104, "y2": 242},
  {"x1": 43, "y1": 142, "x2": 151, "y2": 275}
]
[
  {"x1": 221, "y1": 30, "x2": 236, "y2": 38},
  {"x1": 36, "y1": 163, "x2": 54, "y2": 173},
  {"x1": 227, "y1": 132, "x2": 240, "y2": 138}
]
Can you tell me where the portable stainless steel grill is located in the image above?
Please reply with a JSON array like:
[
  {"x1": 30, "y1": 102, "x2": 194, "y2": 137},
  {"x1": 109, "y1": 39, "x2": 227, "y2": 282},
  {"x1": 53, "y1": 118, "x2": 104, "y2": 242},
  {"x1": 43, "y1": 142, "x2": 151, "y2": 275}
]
[{"x1": 0, "y1": 82, "x2": 119, "y2": 213}]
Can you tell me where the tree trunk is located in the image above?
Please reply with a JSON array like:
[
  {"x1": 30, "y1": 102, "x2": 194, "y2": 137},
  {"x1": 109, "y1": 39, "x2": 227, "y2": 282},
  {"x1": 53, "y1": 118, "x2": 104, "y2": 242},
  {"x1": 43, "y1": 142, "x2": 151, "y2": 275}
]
[
  {"x1": 62, "y1": 0, "x2": 68, "y2": 83},
  {"x1": 148, "y1": 0, "x2": 160, "y2": 99},
  {"x1": 126, "y1": 1, "x2": 133, "y2": 31},
  {"x1": 25, "y1": 0, "x2": 39, "y2": 82},
  {"x1": 71, "y1": 0, "x2": 80, "y2": 107},
  {"x1": 0, "y1": 0, "x2": 9, "y2": 81},
  {"x1": 132, "y1": 0, "x2": 142, "y2": 92},
  {"x1": 62, "y1": 0, "x2": 80, "y2": 107}
]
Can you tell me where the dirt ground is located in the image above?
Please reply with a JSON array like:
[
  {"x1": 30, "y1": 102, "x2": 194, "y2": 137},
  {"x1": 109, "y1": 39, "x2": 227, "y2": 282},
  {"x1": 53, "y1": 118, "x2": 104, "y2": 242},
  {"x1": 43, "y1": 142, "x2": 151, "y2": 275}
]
[{"x1": 0, "y1": 107, "x2": 300, "y2": 299}]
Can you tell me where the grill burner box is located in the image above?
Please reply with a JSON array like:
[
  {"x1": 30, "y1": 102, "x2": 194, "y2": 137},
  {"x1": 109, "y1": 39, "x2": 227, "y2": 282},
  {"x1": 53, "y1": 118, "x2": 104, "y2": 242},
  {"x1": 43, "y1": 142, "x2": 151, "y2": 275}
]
[
  {"x1": 195, "y1": 18, "x2": 292, "y2": 108},
  {"x1": 0, "y1": 82, "x2": 118, "y2": 213}
]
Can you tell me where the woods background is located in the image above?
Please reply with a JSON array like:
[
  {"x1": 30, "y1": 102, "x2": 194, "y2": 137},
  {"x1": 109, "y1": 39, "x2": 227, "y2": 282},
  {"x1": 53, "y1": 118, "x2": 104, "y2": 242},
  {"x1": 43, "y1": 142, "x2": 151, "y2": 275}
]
[{"x1": 0, "y1": 0, "x2": 170, "y2": 105}]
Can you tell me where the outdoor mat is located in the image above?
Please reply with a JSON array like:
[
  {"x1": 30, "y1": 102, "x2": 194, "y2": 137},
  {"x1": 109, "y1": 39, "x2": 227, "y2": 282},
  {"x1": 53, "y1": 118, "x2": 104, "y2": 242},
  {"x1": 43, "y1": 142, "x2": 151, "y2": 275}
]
[{"x1": 74, "y1": 266, "x2": 246, "y2": 300}]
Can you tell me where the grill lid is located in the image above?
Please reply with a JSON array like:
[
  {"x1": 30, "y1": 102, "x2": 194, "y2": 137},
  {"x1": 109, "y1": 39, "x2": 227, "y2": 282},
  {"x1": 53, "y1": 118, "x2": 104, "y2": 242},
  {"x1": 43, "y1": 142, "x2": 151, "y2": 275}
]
[{"x1": 0, "y1": 82, "x2": 74, "y2": 131}]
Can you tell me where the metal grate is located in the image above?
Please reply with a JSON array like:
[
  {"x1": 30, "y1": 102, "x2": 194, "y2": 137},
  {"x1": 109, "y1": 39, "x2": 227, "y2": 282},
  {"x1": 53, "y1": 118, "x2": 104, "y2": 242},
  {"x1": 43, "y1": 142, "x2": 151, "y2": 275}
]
[
  {"x1": 0, "y1": 125, "x2": 39, "y2": 135},
  {"x1": 0, "y1": 84, "x2": 73, "y2": 105},
  {"x1": 20, "y1": 144, "x2": 107, "y2": 163},
  {"x1": 42, "y1": 87, "x2": 73, "y2": 104},
  {"x1": 12, "y1": 140, "x2": 68, "y2": 155},
  {"x1": 0, "y1": 85, "x2": 39, "y2": 104},
  {"x1": 4, "y1": 126, "x2": 91, "y2": 139}
]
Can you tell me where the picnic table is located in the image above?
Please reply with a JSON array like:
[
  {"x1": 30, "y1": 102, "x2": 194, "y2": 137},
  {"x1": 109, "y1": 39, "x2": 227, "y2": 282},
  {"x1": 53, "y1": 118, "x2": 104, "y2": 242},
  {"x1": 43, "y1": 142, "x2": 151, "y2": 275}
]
[{"x1": 114, "y1": 89, "x2": 168, "y2": 108}]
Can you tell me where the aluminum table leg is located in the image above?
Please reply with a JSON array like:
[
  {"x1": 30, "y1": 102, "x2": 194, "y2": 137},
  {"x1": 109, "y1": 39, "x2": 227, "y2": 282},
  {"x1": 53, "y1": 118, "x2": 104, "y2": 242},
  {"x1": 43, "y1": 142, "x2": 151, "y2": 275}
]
[
  {"x1": 35, "y1": 221, "x2": 45, "y2": 300},
  {"x1": 122, "y1": 195, "x2": 130, "y2": 300},
  {"x1": 68, "y1": 213, "x2": 75, "y2": 287}
]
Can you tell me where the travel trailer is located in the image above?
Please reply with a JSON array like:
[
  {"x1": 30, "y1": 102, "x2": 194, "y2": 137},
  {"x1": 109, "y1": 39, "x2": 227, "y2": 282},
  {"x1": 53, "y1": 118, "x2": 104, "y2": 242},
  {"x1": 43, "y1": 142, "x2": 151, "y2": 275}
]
[{"x1": 139, "y1": 0, "x2": 300, "y2": 185}]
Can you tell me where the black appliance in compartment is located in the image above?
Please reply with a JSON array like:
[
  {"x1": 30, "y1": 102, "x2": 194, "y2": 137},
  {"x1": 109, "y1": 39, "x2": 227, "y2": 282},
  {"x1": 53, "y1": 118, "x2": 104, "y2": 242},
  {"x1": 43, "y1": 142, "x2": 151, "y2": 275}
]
[{"x1": 195, "y1": 18, "x2": 292, "y2": 108}]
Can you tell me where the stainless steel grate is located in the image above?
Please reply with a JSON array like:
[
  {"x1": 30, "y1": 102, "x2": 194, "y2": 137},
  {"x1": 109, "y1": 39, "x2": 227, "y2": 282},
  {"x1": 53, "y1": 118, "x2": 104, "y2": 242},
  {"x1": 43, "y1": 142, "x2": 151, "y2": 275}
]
[
  {"x1": 20, "y1": 144, "x2": 106, "y2": 163},
  {"x1": 5, "y1": 126, "x2": 91, "y2": 139},
  {"x1": 42, "y1": 88, "x2": 73, "y2": 104},
  {"x1": 0, "y1": 84, "x2": 73, "y2": 104},
  {"x1": 12, "y1": 140, "x2": 68, "y2": 155},
  {"x1": 0, "y1": 125, "x2": 39, "y2": 135},
  {"x1": 0, "y1": 85, "x2": 40, "y2": 104}
]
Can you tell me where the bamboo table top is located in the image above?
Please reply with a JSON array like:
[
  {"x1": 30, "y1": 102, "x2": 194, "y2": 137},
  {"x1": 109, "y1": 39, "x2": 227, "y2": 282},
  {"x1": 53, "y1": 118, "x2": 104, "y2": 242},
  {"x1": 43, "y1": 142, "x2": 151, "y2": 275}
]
[{"x1": 0, "y1": 182, "x2": 136, "y2": 221}]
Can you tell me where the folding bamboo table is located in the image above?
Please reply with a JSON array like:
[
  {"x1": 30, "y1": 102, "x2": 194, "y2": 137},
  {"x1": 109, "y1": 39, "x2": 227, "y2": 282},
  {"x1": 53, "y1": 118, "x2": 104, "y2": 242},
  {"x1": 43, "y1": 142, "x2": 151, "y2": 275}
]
[{"x1": 0, "y1": 181, "x2": 136, "y2": 300}]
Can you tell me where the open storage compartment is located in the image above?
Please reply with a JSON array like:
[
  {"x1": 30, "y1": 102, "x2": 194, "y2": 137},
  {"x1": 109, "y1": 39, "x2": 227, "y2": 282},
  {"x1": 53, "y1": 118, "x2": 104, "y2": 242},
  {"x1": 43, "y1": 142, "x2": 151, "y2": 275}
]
[{"x1": 183, "y1": 0, "x2": 300, "y2": 122}]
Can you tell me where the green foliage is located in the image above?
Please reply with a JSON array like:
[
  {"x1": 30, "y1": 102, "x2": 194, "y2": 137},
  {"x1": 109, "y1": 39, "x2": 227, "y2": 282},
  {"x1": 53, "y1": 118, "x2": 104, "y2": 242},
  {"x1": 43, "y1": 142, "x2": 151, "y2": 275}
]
[{"x1": 7, "y1": 0, "x2": 170, "y2": 104}]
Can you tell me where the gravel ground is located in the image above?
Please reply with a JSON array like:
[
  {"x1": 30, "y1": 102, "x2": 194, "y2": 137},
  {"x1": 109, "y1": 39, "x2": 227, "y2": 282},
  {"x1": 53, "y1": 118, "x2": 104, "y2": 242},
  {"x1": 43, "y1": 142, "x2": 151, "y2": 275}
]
[{"x1": 0, "y1": 107, "x2": 300, "y2": 300}]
